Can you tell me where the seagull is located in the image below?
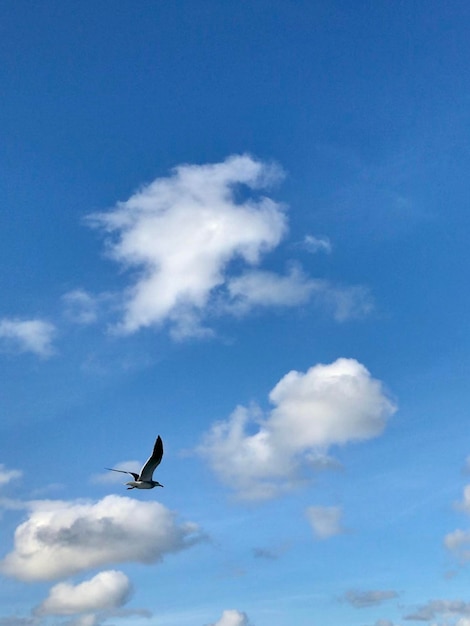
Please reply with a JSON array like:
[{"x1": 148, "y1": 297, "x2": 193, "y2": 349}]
[{"x1": 106, "y1": 435, "x2": 164, "y2": 489}]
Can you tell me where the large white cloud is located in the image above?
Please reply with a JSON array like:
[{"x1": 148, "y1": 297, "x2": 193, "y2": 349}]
[
  {"x1": 209, "y1": 609, "x2": 250, "y2": 626},
  {"x1": 0, "y1": 495, "x2": 203, "y2": 581},
  {"x1": 198, "y1": 358, "x2": 396, "y2": 500},
  {"x1": 88, "y1": 155, "x2": 372, "y2": 338},
  {"x1": 89, "y1": 154, "x2": 287, "y2": 337},
  {"x1": 0, "y1": 318, "x2": 55, "y2": 357},
  {"x1": 35, "y1": 570, "x2": 131, "y2": 616}
]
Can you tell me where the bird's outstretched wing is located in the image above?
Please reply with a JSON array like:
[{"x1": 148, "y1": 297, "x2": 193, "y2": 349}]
[
  {"x1": 139, "y1": 435, "x2": 164, "y2": 481},
  {"x1": 105, "y1": 468, "x2": 140, "y2": 480}
]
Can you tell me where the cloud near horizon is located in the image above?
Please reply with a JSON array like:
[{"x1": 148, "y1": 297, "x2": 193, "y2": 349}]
[
  {"x1": 198, "y1": 358, "x2": 396, "y2": 500},
  {"x1": 209, "y1": 609, "x2": 250, "y2": 626},
  {"x1": 444, "y1": 483, "x2": 470, "y2": 561},
  {"x1": 405, "y1": 598, "x2": 470, "y2": 621},
  {"x1": 88, "y1": 155, "x2": 372, "y2": 338},
  {"x1": 0, "y1": 495, "x2": 203, "y2": 581}
]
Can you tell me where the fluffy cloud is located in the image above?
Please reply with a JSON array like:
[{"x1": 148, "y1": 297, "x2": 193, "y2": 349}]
[
  {"x1": 88, "y1": 155, "x2": 372, "y2": 338},
  {"x1": 0, "y1": 464, "x2": 22, "y2": 487},
  {"x1": 209, "y1": 609, "x2": 250, "y2": 626},
  {"x1": 306, "y1": 506, "x2": 344, "y2": 539},
  {"x1": 343, "y1": 589, "x2": 399, "y2": 608},
  {"x1": 0, "y1": 495, "x2": 203, "y2": 581},
  {"x1": 0, "y1": 318, "x2": 55, "y2": 357},
  {"x1": 35, "y1": 570, "x2": 131, "y2": 616},
  {"x1": 198, "y1": 358, "x2": 396, "y2": 500},
  {"x1": 89, "y1": 154, "x2": 287, "y2": 337}
]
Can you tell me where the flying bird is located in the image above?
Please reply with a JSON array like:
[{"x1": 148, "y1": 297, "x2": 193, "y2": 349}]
[{"x1": 106, "y1": 435, "x2": 164, "y2": 489}]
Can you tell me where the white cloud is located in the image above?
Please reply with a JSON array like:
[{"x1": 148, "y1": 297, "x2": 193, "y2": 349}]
[
  {"x1": 209, "y1": 609, "x2": 250, "y2": 626},
  {"x1": 343, "y1": 589, "x2": 399, "y2": 608},
  {"x1": 319, "y1": 284, "x2": 374, "y2": 322},
  {"x1": 198, "y1": 358, "x2": 396, "y2": 500},
  {"x1": 445, "y1": 484, "x2": 470, "y2": 560},
  {"x1": 62, "y1": 289, "x2": 100, "y2": 325},
  {"x1": 0, "y1": 495, "x2": 203, "y2": 581},
  {"x1": 458, "y1": 484, "x2": 470, "y2": 513},
  {"x1": 0, "y1": 464, "x2": 22, "y2": 487},
  {"x1": 306, "y1": 506, "x2": 344, "y2": 539},
  {"x1": 226, "y1": 266, "x2": 314, "y2": 312},
  {"x1": 67, "y1": 616, "x2": 99, "y2": 626},
  {"x1": 444, "y1": 529, "x2": 470, "y2": 560},
  {"x1": 0, "y1": 318, "x2": 55, "y2": 357},
  {"x1": 89, "y1": 154, "x2": 287, "y2": 337},
  {"x1": 225, "y1": 267, "x2": 372, "y2": 321},
  {"x1": 303, "y1": 234, "x2": 332, "y2": 254},
  {"x1": 88, "y1": 155, "x2": 373, "y2": 339},
  {"x1": 35, "y1": 570, "x2": 131, "y2": 616}
]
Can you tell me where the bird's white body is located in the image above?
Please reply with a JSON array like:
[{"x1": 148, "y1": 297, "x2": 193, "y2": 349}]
[{"x1": 125, "y1": 480, "x2": 156, "y2": 489}]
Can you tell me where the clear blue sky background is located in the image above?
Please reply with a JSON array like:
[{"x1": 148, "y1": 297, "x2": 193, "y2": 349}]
[{"x1": 1, "y1": 2, "x2": 470, "y2": 625}]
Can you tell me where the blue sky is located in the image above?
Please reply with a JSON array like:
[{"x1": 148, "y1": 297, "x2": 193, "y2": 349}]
[{"x1": 1, "y1": 1, "x2": 470, "y2": 625}]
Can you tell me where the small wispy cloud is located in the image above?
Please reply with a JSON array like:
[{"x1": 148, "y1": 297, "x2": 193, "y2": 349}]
[
  {"x1": 445, "y1": 483, "x2": 470, "y2": 561},
  {"x1": 306, "y1": 506, "x2": 344, "y2": 539},
  {"x1": 0, "y1": 464, "x2": 22, "y2": 487},
  {"x1": 404, "y1": 598, "x2": 470, "y2": 621},
  {"x1": 92, "y1": 461, "x2": 141, "y2": 485},
  {"x1": 0, "y1": 318, "x2": 56, "y2": 357},
  {"x1": 252, "y1": 542, "x2": 290, "y2": 560},
  {"x1": 343, "y1": 589, "x2": 399, "y2": 608},
  {"x1": 62, "y1": 289, "x2": 100, "y2": 325},
  {"x1": 302, "y1": 234, "x2": 332, "y2": 254}
]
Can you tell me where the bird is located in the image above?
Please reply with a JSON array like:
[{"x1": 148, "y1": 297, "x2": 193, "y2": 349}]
[{"x1": 106, "y1": 435, "x2": 164, "y2": 490}]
